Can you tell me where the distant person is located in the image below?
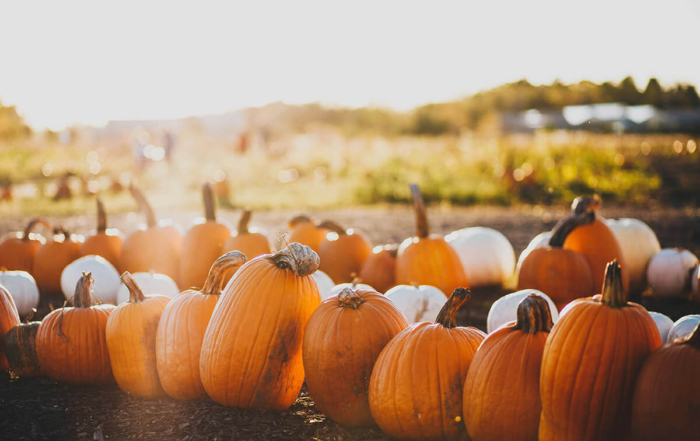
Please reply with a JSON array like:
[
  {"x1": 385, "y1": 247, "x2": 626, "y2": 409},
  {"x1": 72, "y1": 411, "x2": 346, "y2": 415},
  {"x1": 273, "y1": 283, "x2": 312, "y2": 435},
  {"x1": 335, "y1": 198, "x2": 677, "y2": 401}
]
[
  {"x1": 131, "y1": 128, "x2": 149, "y2": 172},
  {"x1": 163, "y1": 130, "x2": 176, "y2": 166}
]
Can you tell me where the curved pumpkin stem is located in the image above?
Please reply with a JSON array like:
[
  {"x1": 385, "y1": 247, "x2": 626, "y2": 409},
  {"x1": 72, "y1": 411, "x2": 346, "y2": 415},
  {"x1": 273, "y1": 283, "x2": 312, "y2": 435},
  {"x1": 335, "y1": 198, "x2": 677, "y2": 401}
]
[
  {"x1": 548, "y1": 211, "x2": 596, "y2": 247},
  {"x1": 25, "y1": 308, "x2": 37, "y2": 323},
  {"x1": 288, "y1": 214, "x2": 313, "y2": 229},
  {"x1": 601, "y1": 260, "x2": 626, "y2": 308},
  {"x1": 435, "y1": 287, "x2": 470, "y2": 329},
  {"x1": 73, "y1": 272, "x2": 96, "y2": 308},
  {"x1": 203, "y1": 182, "x2": 216, "y2": 222},
  {"x1": 237, "y1": 209, "x2": 252, "y2": 235},
  {"x1": 121, "y1": 271, "x2": 146, "y2": 303},
  {"x1": 268, "y1": 243, "x2": 319, "y2": 277},
  {"x1": 512, "y1": 293, "x2": 553, "y2": 333},
  {"x1": 316, "y1": 220, "x2": 346, "y2": 236},
  {"x1": 201, "y1": 251, "x2": 247, "y2": 295},
  {"x1": 572, "y1": 195, "x2": 601, "y2": 216},
  {"x1": 684, "y1": 323, "x2": 700, "y2": 349},
  {"x1": 96, "y1": 198, "x2": 107, "y2": 233},
  {"x1": 129, "y1": 184, "x2": 157, "y2": 229},
  {"x1": 23, "y1": 218, "x2": 52, "y2": 240},
  {"x1": 338, "y1": 287, "x2": 365, "y2": 309},
  {"x1": 410, "y1": 183, "x2": 429, "y2": 238},
  {"x1": 53, "y1": 227, "x2": 71, "y2": 241}
]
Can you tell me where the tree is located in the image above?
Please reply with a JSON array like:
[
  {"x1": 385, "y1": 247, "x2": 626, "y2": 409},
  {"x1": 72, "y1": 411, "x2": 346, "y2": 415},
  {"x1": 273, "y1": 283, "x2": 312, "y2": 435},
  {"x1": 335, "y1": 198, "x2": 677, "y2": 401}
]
[
  {"x1": 0, "y1": 100, "x2": 32, "y2": 140},
  {"x1": 618, "y1": 76, "x2": 642, "y2": 105},
  {"x1": 642, "y1": 78, "x2": 663, "y2": 107}
]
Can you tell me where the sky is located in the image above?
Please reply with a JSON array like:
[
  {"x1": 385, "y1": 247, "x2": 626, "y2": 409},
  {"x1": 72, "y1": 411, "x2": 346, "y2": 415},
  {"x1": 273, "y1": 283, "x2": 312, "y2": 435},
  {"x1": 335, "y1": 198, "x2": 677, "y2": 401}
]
[{"x1": 1, "y1": 0, "x2": 699, "y2": 130}]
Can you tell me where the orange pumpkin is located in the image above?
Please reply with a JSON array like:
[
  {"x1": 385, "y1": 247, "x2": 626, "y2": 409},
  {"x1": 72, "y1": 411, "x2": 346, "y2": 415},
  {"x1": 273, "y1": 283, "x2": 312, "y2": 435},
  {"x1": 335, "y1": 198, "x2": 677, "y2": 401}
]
[
  {"x1": 4, "y1": 311, "x2": 43, "y2": 378},
  {"x1": 287, "y1": 215, "x2": 328, "y2": 253},
  {"x1": 0, "y1": 284, "x2": 21, "y2": 370},
  {"x1": 179, "y1": 183, "x2": 231, "y2": 289},
  {"x1": 81, "y1": 199, "x2": 123, "y2": 272},
  {"x1": 303, "y1": 287, "x2": 408, "y2": 427},
  {"x1": 317, "y1": 221, "x2": 373, "y2": 284},
  {"x1": 32, "y1": 227, "x2": 83, "y2": 293},
  {"x1": 539, "y1": 260, "x2": 661, "y2": 441},
  {"x1": 221, "y1": 209, "x2": 271, "y2": 286},
  {"x1": 395, "y1": 184, "x2": 468, "y2": 296},
  {"x1": 36, "y1": 272, "x2": 116, "y2": 384},
  {"x1": 359, "y1": 244, "x2": 398, "y2": 293},
  {"x1": 463, "y1": 293, "x2": 553, "y2": 441},
  {"x1": 106, "y1": 272, "x2": 171, "y2": 398},
  {"x1": 369, "y1": 287, "x2": 485, "y2": 440},
  {"x1": 156, "y1": 251, "x2": 246, "y2": 400},
  {"x1": 200, "y1": 243, "x2": 321, "y2": 411},
  {"x1": 0, "y1": 219, "x2": 51, "y2": 272}
]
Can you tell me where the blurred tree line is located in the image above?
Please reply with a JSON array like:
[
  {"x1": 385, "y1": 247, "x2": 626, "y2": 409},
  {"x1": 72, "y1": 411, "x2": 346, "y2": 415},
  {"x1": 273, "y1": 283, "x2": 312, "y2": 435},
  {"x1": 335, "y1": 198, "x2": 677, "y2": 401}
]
[{"x1": 0, "y1": 100, "x2": 32, "y2": 140}]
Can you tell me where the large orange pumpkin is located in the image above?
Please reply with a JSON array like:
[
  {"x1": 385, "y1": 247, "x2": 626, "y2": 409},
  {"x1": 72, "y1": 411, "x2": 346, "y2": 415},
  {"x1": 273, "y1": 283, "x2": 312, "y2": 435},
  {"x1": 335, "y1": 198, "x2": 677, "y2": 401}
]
[
  {"x1": 395, "y1": 184, "x2": 468, "y2": 296},
  {"x1": 369, "y1": 287, "x2": 485, "y2": 440},
  {"x1": 303, "y1": 287, "x2": 408, "y2": 427},
  {"x1": 0, "y1": 284, "x2": 21, "y2": 370},
  {"x1": 317, "y1": 221, "x2": 373, "y2": 284},
  {"x1": 179, "y1": 183, "x2": 231, "y2": 289},
  {"x1": 200, "y1": 243, "x2": 321, "y2": 411},
  {"x1": 463, "y1": 293, "x2": 553, "y2": 441},
  {"x1": 287, "y1": 215, "x2": 328, "y2": 253},
  {"x1": 36, "y1": 272, "x2": 116, "y2": 384},
  {"x1": 81, "y1": 199, "x2": 123, "y2": 272},
  {"x1": 0, "y1": 219, "x2": 51, "y2": 272},
  {"x1": 32, "y1": 227, "x2": 83, "y2": 293},
  {"x1": 539, "y1": 260, "x2": 661, "y2": 441},
  {"x1": 156, "y1": 251, "x2": 246, "y2": 400},
  {"x1": 359, "y1": 244, "x2": 398, "y2": 293},
  {"x1": 106, "y1": 272, "x2": 171, "y2": 398}
]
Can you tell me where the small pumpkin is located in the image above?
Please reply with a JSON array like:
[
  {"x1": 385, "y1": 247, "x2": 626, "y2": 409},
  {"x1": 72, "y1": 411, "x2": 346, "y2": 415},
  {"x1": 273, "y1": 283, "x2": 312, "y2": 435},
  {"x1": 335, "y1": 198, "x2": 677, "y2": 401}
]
[
  {"x1": 4, "y1": 310, "x2": 42, "y2": 378},
  {"x1": 32, "y1": 227, "x2": 83, "y2": 293},
  {"x1": 36, "y1": 272, "x2": 116, "y2": 384},
  {"x1": 156, "y1": 251, "x2": 246, "y2": 400},
  {"x1": 395, "y1": 184, "x2": 468, "y2": 296},
  {"x1": 287, "y1": 215, "x2": 328, "y2": 253},
  {"x1": 0, "y1": 270, "x2": 39, "y2": 317},
  {"x1": 81, "y1": 198, "x2": 123, "y2": 272},
  {"x1": 303, "y1": 287, "x2": 408, "y2": 427},
  {"x1": 647, "y1": 311, "x2": 674, "y2": 344},
  {"x1": 385, "y1": 283, "x2": 447, "y2": 324},
  {"x1": 116, "y1": 271, "x2": 180, "y2": 304},
  {"x1": 486, "y1": 289, "x2": 559, "y2": 334},
  {"x1": 61, "y1": 255, "x2": 120, "y2": 304},
  {"x1": 329, "y1": 277, "x2": 375, "y2": 298},
  {"x1": 369, "y1": 287, "x2": 485, "y2": 441},
  {"x1": 514, "y1": 230, "x2": 551, "y2": 280},
  {"x1": 312, "y1": 270, "x2": 335, "y2": 300},
  {"x1": 445, "y1": 226, "x2": 516, "y2": 288},
  {"x1": 106, "y1": 272, "x2": 171, "y2": 397},
  {"x1": 221, "y1": 209, "x2": 272, "y2": 286},
  {"x1": 0, "y1": 219, "x2": 51, "y2": 272},
  {"x1": 200, "y1": 243, "x2": 321, "y2": 410},
  {"x1": 463, "y1": 293, "x2": 553, "y2": 441},
  {"x1": 646, "y1": 248, "x2": 698, "y2": 298},
  {"x1": 0, "y1": 284, "x2": 21, "y2": 370},
  {"x1": 666, "y1": 315, "x2": 700, "y2": 342},
  {"x1": 606, "y1": 218, "x2": 660, "y2": 293},
  {"x1": 359, "y1": 244, "x2": 398, "y2": 294},
  {"x1": 179, "y1": 183, "x2": 231, "y2": 290},
  {"x1": 317, "y1": 221, "x2": 373, "y2": 284}
]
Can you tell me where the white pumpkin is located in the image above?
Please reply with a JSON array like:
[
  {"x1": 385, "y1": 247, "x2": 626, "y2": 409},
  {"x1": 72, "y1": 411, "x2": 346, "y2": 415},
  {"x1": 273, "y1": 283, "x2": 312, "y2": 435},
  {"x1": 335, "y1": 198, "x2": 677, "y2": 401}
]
[
  {"x1": 312, "y1": 270, "x2": 335, "y2": 301},
  {"x1": 515, "y1": 231, "x2": 552, "y2": 276},
  {"x1": 445, "y1": 227, "x2": 516, "y2": 288},
  {"x1": 667, "y1": 315, "x2": 700, "y2": 342},
  {"x1": 487, "y1": 289, "x2": 559, "y2": 334},
  {"x1": 115, "y1": 271, "x2": 180, "y2": 304},
  {"x1": 647, "y1": 311, "x2": 674, "y2": 344},
  {"x1": 385, "y1": 284, "x2": 446, "y2": 324},
  {"x1": 329, "y1": 281, "x2": 376, "y2": 298},
  {"x1": 61, "y1": 255, "x2": 120, "y2": 304},
  {"x1": 647, "y1": 248, "x2": 699, "y2": 298},
  {"x1": 606, "y1": 218, "x2": 661, "y2": 291},
  {"x1": 0, "y1": 270, "x2": 40, "y2": 316}
]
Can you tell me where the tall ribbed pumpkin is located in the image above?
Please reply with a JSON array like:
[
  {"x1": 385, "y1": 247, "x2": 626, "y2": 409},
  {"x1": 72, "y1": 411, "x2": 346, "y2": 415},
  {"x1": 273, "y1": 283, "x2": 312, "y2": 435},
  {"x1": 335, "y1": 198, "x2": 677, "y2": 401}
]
[
  {"x1": 395, "y1": 184, "x2": 468, "y2": 296},
  {"x1": 156, "y1": 251, "x2": 246, "y2": 400},
  {"x1": 36, "y1": 272, "x2": 115, "y2": 384},
  {"x1": 200, "y1": 243, "x2": 321, "y2": 411},
  {"x1": 0, "y1": 284, "x2": 21, "y2": 370},
  {"x1": 0, "y1": 219, "x2": 51, "y2": 272},
  {"x1": 369, "y1": 288, "x2": 485, "y2": 441},
  {"x1": 539, "y1": 261, "x2": 661, "y2": 441},
  {"x1": 81, "y1": 199, "x2": 123, "y2": 272},
  {"x1": 287, "y1": 215, "x2": 328, "y2": 253},
  {"x1": 32, "y1": 227, "x2": 83, "y2": 293},
  {"x1": 179, "y1": 183, "x2": 231, "y2": 289},
  {"x1": 106, "y1": 272, "x2": 171, "y2": 398},
  {"x1": 463, "y1": 293, "x2": 553, "y2": 441},
  {"x1": 317, "y1": 221, "x2": 373, "y2": 284},
  {"x1": 303, "y1": 287, "x2": 408, "y2": 427}
]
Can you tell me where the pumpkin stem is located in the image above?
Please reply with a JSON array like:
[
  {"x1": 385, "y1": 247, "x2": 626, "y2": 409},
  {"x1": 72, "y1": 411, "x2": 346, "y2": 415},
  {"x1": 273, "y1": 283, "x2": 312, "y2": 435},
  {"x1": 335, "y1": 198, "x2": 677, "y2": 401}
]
[
  {"x1": 350, "y1": 276, "x2": 360, "y2": 287},
  {"x1": 203, "y1": 182, "x2": 216, "y2": 222},
  {"x1": 512, "y1": 293, "x2": 553, "y2": 333},
  {"x1": 601, "y1": 260, "x2": 626, "y2": 308},
  {"x1": 129, "y1": 184, "x2": 157, "y2": 228},
  {"x1": 201, "y1": 251, "x2": 248, "y2": 295},
  {"x1": 25, "y1": 308, "x2": 36, "y2": 323},
  {"x1": 73, "y1": 272, "x2": 97, "y2": 308},
  {"x1": 684, "y1": 323, "x2": 700, "y2": 349},
  {"x1": 572, "y1": 195, "x2": 601, "y2": 216},
  {"x1": 53, "y1": 227, "x2": 70, "y2": 241},
  {"x1": 338, "y1": 287, "x2": 365, "y2": 309},
  {"x1": 548, "y1": 210, "x2": 595, "y2": 247},
  {"x1": 96, "y1": 198, "x2": 107, "y2": 233},
  {"x1": 288, "y1": 214, "x2": 313, "y2": 229},
  {"x1": 410, "y1": 183, "x2": 429, "y2": 238},
  {"x1": 22, "y1": 218, "x2": 52, "y2": 241},
  {"x1": 435, "y1": 287, "x2": 470, "y2": 329},
  {"x1": 316, "y1": 220, "x2": 347, "y2": 236},
  {"x1": 267, "y1": 243, "x2": 319, "y2": 277},
  {"x1": 237, "y1": 209, "x2": 252, "y2": 235},
  {"x1": 121, "y1": 271, "x2": 147, "y2": 303}
]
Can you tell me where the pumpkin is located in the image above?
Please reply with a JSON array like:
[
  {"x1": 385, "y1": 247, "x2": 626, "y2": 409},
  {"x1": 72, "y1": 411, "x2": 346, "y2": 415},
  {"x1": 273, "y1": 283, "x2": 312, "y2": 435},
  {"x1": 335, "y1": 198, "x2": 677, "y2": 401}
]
[
  {"x1": 385, "y1": 283, "x2": 447, "y2": 324},
  {"x1": 36, "y1": 272, "x2": 116, "y2": 384},
  {"x1": 32, "y1": 227, "x2": 83, "y2": 293},
  {"x1": 693, "y1": 265, "x2": 699, "y2": 300},
  {"x1": 81, "y1": 198, "x2": 123, "y2": 272},
  {"x1": 463, "y1": 293, "x2": 553, "y2": 441},
  {"x1": 359, "y1": 244, "x2": 398, "y2": 294},
  {"x1": 287, "y1": 214, "x2": 328, "y2": 253},
  {"x1": 156, "y1": 251, "x2": 246, "y2": 400},
  {"x1": 606, "y1": 218, "x2": 660, "y2": 292},
  {"x1": 646, "y1": 248, "x2": 698, "y2": 298},
  {"x1": 200, "y1": 243, "x2": 321, "y2": 410},
  {"x1": 514, "y1": 231, "x2": 551, "y2": 281},
  {"x1": 317, "y1": 220, "x2": 373, "y2": 284},
  {"x1": 121, "y1": 185, "x2": 183, "y2": 287},
  {"x1": 369, "y1": 287, "x2": 485, "y2": 441},
  {"x1": 445, "y1": 226, "x2": 516, "y2": 288},
  {"x1": 561, "y1": 196, "x2": 629, "y2": 295},
  {"x1": 303, "y1": 287, "x2": 408, "y2": 427},
  {"x1": 221, "y1": 209, "x2": 272, "y2": 286},
  {"x1": 647, "y1": 311, "x2": 674, "y2": 344},
  {"x1": 0, "y1": 270, "x2": 39, "y2": 317},
  {"x1": 516, "y1": 212, "x2": 594, "y2": 310},
  {"x1": 486, "y1": 289, "x2": 559, "y2": 334},
  {"x1": 0, "y1": 284, "x2": 21, "y2": 370},
  {"x1": 0, "y1": 219, "x2": 51, "y2": 272},
  {"x1": 631, "y1": 321, "x2": 700, "y2": 441},
  {"x1": 539, "y1": 260, "x2": 661, "y2": 441},
  {"x1": 329, "y1": 277, "x2": 375, "y2": 298},
  {"x1": 179, "y1": 183, "x2": 231, "y2": 290},
  {"x1": 61, "y1": 255, "x2": 120, "y2": 304},
  {"x1": 4, "y1": 310, "x2": 42, "y2": 377},
  {"x1": 106, "y1": 272, "x2": 171, "y2": 397},
  {"x1": 395, "y1": 184, "x2": 468, "y2": 296},
  {"x1": 667, "y1": 315, "x2": 700, "y2": 342},
  {"x1": 116, "y1": 271, "x2": 180, "y2": 304},
  {"x1": 312, "y1": 270, "x2": 335, "y2": 300}
]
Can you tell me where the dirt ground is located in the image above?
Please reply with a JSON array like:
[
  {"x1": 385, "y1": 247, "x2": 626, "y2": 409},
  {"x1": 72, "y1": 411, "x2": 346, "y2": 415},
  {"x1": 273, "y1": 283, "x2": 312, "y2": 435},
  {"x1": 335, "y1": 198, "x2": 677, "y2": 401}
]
[{"x1": 1, "y1": 205, "x2": 699, "y2": 440}]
